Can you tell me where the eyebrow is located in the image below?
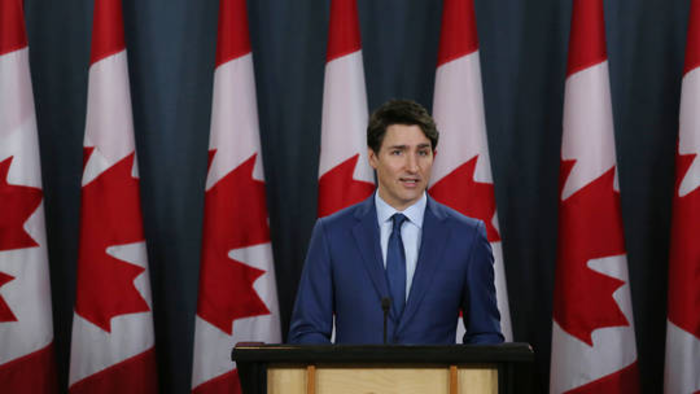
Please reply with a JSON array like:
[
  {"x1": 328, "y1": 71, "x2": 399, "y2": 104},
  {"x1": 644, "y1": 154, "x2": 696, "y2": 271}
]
[{"x1": 387, "y1": 143, "x2": 432, "y2": 150}]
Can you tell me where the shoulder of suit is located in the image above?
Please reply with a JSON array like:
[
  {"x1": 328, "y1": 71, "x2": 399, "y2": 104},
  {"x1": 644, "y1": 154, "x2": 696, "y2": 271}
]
[
  {"x1": 428, "y1": 197, "x2": 484, "y2": 230},
  {"x1": 318, "y1": 198, "x2": 369, "y2": 228}
]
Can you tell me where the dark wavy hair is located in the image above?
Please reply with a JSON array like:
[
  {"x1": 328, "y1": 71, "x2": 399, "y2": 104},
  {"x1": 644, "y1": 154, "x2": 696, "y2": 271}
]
[{"x1": 367, "y1": 99, "x2": 439, "y2": 154}]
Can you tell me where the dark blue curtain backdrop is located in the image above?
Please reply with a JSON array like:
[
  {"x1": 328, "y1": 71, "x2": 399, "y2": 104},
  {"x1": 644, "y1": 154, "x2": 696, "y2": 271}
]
[{"x1": 22, "y1": 0, "x2": 686, "y2": 392}]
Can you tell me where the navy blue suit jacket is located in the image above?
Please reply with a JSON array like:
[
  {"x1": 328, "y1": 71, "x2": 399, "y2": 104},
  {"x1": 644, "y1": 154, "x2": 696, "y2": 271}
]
[{"x1": 288, "y1": 195, "x2": 504, "y2": 345}]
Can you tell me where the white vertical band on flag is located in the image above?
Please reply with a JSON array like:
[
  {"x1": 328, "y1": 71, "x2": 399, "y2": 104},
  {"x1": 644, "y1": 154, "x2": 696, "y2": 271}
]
[
  {"x1": 0, "y1": 50, "x2": 43, "y2": 189},
  {"x1": 192, "y1": 50, "x2": 281, "y2": 390},
  {"x1": 552, "y1": 49, "x2": 638, "y2": 392},
  {"x1": 678, "y1": 68, "x2": 700, "y2": 195},
  {"x1": 561, "y1": 62, "x2": 618, "y2": 199},
  {"x1": 432, "y1": 53, "x2": 492, "y2": 183},
  {"x1": 664, "y1": 53, "x2": 700, "y2": 394},
  {"x1": 69, "y1": 46, "x2": 156, "y2": 386},
  {"x1": 550, "y1": 255, "x2": 637, "y2": 393},
  {"x1": 432, "y1": 51, "x2": 513, "y2": 342},
  {"x1": 192, "y1": 244, "x2": 281, "y2": 387},
  {"x1": 0, "y1": 48, "x2": 36, "y2": 141},
  {"x1": 318, "y1": 51, "x2": 373, "y2": 183},
  {"x1": 0, "y1": 47, "x2": 54, "y2": 365},
  {"x1": 69, "y1": 241, "x2": 154, "y2": 384},
  {"x1": 0, "y1": 205, "x2": 52, "y2": 363},
  {"x1": 206, "y1": 54, "x2": 265, "y2": 189},
  {"x1": 489, "y1": 240, "x2": 511, "y2": 341},
  {"x1": 664, "y1": 320, "x2": 700, "y2": 393},
  {"x1": 82, "y1": 52, "x2": 137, "y2": 186}
]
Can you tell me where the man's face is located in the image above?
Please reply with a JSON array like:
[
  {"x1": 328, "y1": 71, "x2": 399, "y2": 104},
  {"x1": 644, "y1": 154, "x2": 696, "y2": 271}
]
[{"x1": 368, "y1": 124, "x2": 434, "y2": 211}]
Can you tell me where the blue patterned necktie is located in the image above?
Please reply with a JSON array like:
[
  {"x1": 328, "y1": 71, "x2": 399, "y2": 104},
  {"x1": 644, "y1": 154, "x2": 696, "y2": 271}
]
[{"x1": 386, "y1": 213, "x2": 408, "y2": 318}]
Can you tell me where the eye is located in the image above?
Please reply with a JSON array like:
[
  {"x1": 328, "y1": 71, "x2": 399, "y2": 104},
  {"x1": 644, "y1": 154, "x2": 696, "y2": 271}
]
[
  {"x1": 418, "y1": 149, "x2": 430, "y2": 156},
  {"x1": 390, "y1": 150, "x2": 402, "y2": 156}
]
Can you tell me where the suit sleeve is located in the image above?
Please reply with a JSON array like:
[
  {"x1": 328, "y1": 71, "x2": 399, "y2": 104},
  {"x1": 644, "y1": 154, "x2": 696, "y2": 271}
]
[
  {"x1": 462, "y1": 220, "x2": 505, "y2": 344},
  {"x1": 288, "y1": 219, "x2": 334, "y2": 344}
]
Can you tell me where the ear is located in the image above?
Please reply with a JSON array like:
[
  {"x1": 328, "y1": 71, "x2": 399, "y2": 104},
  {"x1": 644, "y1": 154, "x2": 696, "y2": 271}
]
[
  {"x1": 432, "y1": 148, "x2": 438, "y2": 159},
  {"x1": 368, "y1": 148, "x2": 378, "y2": 170}
]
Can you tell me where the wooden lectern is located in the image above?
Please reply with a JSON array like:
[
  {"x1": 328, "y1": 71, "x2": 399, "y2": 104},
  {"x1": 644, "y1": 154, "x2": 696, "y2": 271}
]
[{"x1": 232, "y1": 343, "x2": 534, "y2": 394}]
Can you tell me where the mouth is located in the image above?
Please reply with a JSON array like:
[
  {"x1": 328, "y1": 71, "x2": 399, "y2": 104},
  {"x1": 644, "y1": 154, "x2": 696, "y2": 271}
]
[{"x1": 400, "y1": 178, "x2": 420, "y2": 188}]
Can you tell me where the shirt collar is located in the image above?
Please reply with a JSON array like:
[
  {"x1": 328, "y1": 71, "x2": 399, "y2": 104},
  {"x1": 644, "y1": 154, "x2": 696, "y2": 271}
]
[{"x1": 375, "y1": 191, "x2": 427, "y2": 228}]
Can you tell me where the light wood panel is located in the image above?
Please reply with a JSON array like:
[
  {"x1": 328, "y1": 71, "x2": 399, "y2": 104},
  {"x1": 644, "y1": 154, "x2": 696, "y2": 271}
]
[
  {"x1": 267, "y1": 363, "x2": 498, "y2": 394},
  {"x1": 267, "y1": 364, "x2": 307, "y2": 394},
  {"x1": 458, "y1": 364, "x2": 498, "y2": 394},
  {"x1": 315, "y1": 366, "x2": 449, "y2": 394}
]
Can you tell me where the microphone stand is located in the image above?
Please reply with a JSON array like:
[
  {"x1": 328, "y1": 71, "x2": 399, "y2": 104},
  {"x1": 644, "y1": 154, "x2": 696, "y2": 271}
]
[{"x1": 381, "y1": 297, "x2": 391, "y2": 344}]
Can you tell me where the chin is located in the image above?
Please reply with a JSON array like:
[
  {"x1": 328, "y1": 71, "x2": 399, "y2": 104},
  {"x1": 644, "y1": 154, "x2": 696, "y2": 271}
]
[{"x1": 400, "y1": 194, "x2": 420, "y2": 204}]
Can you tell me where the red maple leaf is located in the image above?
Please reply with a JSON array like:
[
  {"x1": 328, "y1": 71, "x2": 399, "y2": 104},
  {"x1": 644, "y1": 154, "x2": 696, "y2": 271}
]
[
  {"x1": 0, "y1": 271, "x2": 18, "y2": 322},
  {"x1": 197, "y1": 152, "x2": 271, "y2": 335},
  {"x1": 0, "y1": 156, "x2": 43, "y2": 323},
  {"x1": 667, "y1": 151, "x2": 700, "y2": 340},
  {"x1": 75, "y1": 151, "x2": 150, "y2": 332},
  {"x1": 318, "y1": 154, "x2": 375, "y2": 217},
  {"x1": 429, "y1": 155, "x2": 499, "y2": 242},
  {"x1": 553, "y1": 160, "x2": 629, "y2": 346},
  {"x1": 83, "y1": 146, "x2": 95, "y2": 171},
  {"x1": 192, "y1": 368, "x2": 241, "y2": 394},
  {"x1": 566, "y1": 361, "x2": 640, "y2": 393},
  {"x1": 0, "y1": 156, "x2": 43, "y2": 251}
]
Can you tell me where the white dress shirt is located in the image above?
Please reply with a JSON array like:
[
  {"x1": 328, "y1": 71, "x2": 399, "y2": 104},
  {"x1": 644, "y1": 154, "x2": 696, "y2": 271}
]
[{"x1": 375, "y1": 192, "x2": 427, "y2": 301}]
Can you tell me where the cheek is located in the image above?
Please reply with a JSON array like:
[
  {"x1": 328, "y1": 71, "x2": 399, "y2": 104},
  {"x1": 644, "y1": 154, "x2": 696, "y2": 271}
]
[
  {"x1": 381, "y1": 161, "x2": 401, "y2": 174},
  {"x1": 377, "y1": 166, "x2": 393, "y2": 181}
]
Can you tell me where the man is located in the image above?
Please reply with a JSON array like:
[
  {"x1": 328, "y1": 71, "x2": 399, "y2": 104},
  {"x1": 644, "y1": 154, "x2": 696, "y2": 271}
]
[{"x1": 289, "y1": 99, "x2": 503, "y2": 344}]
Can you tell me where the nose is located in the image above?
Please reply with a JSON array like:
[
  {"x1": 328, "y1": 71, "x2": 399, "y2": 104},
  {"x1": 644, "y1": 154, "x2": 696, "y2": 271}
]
[{"x1": 406, "y1": 153, "x2": 419, "y2": 173}]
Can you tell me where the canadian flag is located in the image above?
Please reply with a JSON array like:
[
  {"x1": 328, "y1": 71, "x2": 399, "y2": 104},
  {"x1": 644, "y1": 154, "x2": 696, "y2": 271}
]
[
  {"x1": 664, "y1": 0, "x2": 700, "y2": 392},
  {"x1": 550, "y1": 0, "x2": 639, "y2": 392},
  {"x1": 68, "y1": 0, "x2": 158, "y2": 392},
  {"x1": 317, "y1": 0, "x2": 374, "y2": 218},
  {"x1": 429, "y1": 0, "x2": 513, "y2": 342},
  {"x1": 191, "y1": 0, "x2": 281, "y2": 392},
  {"x1": 0, "y1": 0, "x2": 58, "y2": 392}
]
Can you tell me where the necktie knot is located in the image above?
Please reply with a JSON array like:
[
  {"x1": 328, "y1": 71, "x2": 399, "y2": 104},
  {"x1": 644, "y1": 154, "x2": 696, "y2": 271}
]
[{"x1": 392, "y1": 213, "x2": 408, "y2": 233}]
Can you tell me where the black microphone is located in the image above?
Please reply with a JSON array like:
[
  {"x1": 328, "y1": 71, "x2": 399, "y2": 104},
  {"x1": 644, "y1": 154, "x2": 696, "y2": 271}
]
[{"x1": 381, "y1": 297, "x2": 391, "y2": 344}]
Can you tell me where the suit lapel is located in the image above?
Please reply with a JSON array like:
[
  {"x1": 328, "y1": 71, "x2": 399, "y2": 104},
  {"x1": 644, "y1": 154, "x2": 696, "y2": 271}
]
[
  {"x1": 352, "y1": 197, "x2": 391, "y2": 302},
  {"x1": 398, "y1": 197, "x2": 450, "y2": 332}
]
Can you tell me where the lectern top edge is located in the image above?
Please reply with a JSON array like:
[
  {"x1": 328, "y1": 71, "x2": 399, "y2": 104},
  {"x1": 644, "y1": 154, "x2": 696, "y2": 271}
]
[{"x1": 231, "y1": 342, "x2": 534, "y2": 364}]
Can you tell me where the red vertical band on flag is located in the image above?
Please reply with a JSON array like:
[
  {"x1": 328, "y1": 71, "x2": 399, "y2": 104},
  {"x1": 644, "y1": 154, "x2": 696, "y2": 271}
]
[
  {"x1": 75, "y1": 153, "x2": 150, "y2": 333},
  {"x1": 437, "y1": 0, "x2": 479, "y2": 67},
  {"x1": 0, "y1": 0, "x2": 27, "y2": 55},
  {"x1": 429, "y1": 157, "x2": 499, "y2": 242},
  {"x1": 565, "y1": 362, "x2": 640, "y2": 394},
  {"x1": 684, "y1": 0, "x2": 700, "y2": 75},
  {"x1": 0, "y1": 272, "x2": 17, "y2": 322},
  {"x1": 555, "y1": 164, "x2": 629, "y2": 345},
  {"x1": 0, "y1": 157, "x2": 43, "y2": 253},
  {"x1": 668, "y1": 151, "x2": 700, "y2": 339},
  {"x1": 192, "y1": 369, "x2": 242, "y2": 394},
  {"x1": 69, "y1": 348, "x2": 157, "y2": 394},
  {"x1": 318, "y1": 154, "x2": 375, "y2": 217},
  {"x1": 0, "y1": 343, "x2": 58, "y2": 394},
  {"x1": 215, "y1": 0, "x2": 252, "y2": 67},
  {"x1": 567, "y1": 0, "x2": 607, "y2": 77},
  {"x1": 326, "y1": 0, "x2": 362, "y2": 62},
  {"x1": 665, "y1": 5, "x2": 700, "y2": 391},
  {"x1": 90, "y1": 0, "x2": 126, "y2": 65},
  {"x1": 197, "y1": 153, "x2": 272, "y2": 335}
]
